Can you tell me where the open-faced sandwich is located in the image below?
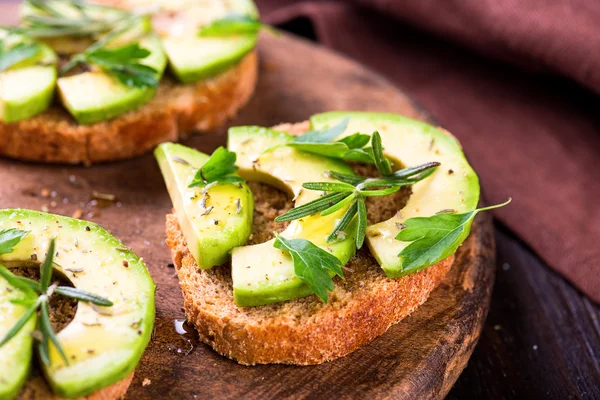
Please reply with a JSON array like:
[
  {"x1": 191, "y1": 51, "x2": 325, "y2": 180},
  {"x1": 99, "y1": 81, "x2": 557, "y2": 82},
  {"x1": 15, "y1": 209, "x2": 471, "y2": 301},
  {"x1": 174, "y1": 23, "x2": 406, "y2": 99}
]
[
  {"x1": 0, "y1": 209, "x2": 155, "y2": 399},
  {"x1": 156, "y1": 111, "x2": 509, "y2": 365},
  {"x1": 0, "y1": 0, "x2": 262, "y2": 164}
]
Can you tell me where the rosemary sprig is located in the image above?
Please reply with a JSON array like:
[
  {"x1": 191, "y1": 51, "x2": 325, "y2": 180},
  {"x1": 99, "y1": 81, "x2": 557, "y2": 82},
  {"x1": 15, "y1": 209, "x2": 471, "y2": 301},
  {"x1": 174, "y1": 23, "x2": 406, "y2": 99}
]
[
  {"x1": 0, "y1": 236, "x2": 113, "y2": 366},
  {"x1": 275, "y1": 132, "x2": 440, "y2": 248},
  {"x1": 20, "y1": 0, "x2": 130, "y2": 38}
]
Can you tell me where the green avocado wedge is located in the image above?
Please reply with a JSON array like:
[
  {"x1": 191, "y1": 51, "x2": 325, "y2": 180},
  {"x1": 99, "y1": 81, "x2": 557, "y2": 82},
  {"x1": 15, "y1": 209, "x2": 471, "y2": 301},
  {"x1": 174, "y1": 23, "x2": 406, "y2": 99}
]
[
  {"x1": 158, "y1": 0, "x2": 259, "y2": 83},
  {"x1": 0, "y1": 35, "x2": 57, "y2": 123},
  {"x1": 0, "y1": 272, "x2": 36, "y2": 400},
  {"x1": 227, "y1": 127, "x2": 358, "y2": 306},
  {"x1": 155, "y1": 143, "x2": 254, "y2": 269},
  {"x1": 57, "y1": 21, "x2": 167, "y2": 125},
  {"x1": 0, "y1": 209, "x2": 155, "y2": 399},
  {"x1": 162, "y1": 34, "x2": 257, "y2": 84},
  {"x1": 310, "y1": 111, "x2": 480, "y2": 277}
]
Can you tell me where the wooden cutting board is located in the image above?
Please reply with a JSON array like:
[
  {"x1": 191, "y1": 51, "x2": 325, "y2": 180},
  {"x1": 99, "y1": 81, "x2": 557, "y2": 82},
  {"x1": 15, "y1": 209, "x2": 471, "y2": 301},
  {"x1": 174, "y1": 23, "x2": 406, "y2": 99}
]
[{"x1": 0, "y1": 11, "x2": 495, "y2": 399}]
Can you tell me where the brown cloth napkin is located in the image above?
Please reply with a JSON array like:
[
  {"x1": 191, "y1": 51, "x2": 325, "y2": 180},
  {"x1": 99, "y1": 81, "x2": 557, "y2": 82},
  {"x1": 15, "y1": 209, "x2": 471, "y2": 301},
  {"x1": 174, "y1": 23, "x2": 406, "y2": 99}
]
[{"x1": 256, "y1": 0, "x2": 600, "y2": 302}]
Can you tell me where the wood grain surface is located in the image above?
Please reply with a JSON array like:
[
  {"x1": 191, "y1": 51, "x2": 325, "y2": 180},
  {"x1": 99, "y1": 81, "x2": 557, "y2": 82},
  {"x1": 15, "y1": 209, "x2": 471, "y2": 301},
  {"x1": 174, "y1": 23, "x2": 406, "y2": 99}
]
[{"x1": 0, "y1": 9, "x2": 496, "y2": 400}]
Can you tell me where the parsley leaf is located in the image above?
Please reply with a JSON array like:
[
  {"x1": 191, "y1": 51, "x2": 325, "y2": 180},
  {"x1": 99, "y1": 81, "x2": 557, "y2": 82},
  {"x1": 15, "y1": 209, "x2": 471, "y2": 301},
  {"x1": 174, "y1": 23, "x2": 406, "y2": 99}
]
[
  {"x1": 189, "y1": 146, "x2": 244, "y2": 188},
  {"x1": 273, "y1": 235, "x2": 344, "y2": 303},
  {"x1": 286, "y1": 117, "x2": 375, "y2": 163},
  {"x1": 396, "y1": 199, "x2": 512, "y2": 274},
  {"x1": 0, "y1": 228, "x2": 28, "y2": 255},
  {"x1": 199, "y1": 13, "x2": 277, "y2": 37},
  {"x1": 0, "y1": 40, "x2": 41, "y2": 72},
  {"x1": 293, "y1": 117, "x2": 350, "y2": 143},
  {"x1": 63, "y1": 42, "x2": 158, "y2": 88}
]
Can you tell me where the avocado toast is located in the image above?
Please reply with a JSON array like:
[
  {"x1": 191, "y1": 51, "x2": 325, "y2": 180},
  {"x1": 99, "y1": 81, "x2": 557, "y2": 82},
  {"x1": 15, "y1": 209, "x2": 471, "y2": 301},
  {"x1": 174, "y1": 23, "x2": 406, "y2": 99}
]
[
  {"x1": 0, "y1": 0, "x2": 261, "y2": 165},
  {"x1": 0, "y1": 209, "x2": 155, "y2": 399},
  {"x1": 156, "y1": 111, "x2": 509, "y2": 365}
]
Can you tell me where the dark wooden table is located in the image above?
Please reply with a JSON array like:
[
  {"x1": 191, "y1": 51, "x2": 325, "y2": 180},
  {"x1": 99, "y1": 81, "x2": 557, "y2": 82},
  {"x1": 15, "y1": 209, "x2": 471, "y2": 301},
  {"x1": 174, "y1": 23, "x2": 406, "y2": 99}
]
[{"x1": 273, "y1": 14, "x2": 600, "y2": 400}]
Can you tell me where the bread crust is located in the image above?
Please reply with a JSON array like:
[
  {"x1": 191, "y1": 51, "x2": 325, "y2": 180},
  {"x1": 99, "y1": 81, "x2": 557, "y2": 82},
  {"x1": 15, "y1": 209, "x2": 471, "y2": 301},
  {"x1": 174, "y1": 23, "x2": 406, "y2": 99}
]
[
  {"x1": 166, "y1": 215, "x2": 452, "y2": 365},
  {"x1": 18, "y1": 372, "x2": 134, "y2": 400},
  {"x1": 0, "y1": 51, "x2": 257, "y2": 165}
]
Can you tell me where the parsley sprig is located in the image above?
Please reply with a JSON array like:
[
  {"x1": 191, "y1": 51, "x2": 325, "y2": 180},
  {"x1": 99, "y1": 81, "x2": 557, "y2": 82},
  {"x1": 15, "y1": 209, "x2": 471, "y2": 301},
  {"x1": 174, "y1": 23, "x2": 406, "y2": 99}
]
[
  {"x1": 0, "y1": 232, "x2": 113, "y2": 366},
  {"x1": 273, "y1": 234, "x2": 343, "y2": 303},
  {"x1": 275, "y1": 131, "x2": 440, "y2": 249},
  {"x1": 20, "y1": 0, "x2": 130, "y2": 38},
  {"x1": 61, "y1": 19, "x2": 159, "y2": 88},
  {"x1": 269, "y1": 117, "x2": 375, "y2": 163},
  {"x1": 396, "y1": 199, "x2": 512, "y2": 274},
  {"x1": 188, "y1": 146, "x2": 244, "y2": 188},
  {"x1": 198, "y1": 13, "x2": 278, "y2": 37}
]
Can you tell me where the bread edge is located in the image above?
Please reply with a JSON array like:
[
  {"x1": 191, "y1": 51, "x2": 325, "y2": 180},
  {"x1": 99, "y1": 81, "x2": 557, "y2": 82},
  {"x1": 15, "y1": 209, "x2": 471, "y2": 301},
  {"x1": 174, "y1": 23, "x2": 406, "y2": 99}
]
[
  {"x1": 166, "y1": 214, "x2": 453, "y2": 366},
  {"x1": 0, "y1": 51, "x2": 258, "y2": 165}
]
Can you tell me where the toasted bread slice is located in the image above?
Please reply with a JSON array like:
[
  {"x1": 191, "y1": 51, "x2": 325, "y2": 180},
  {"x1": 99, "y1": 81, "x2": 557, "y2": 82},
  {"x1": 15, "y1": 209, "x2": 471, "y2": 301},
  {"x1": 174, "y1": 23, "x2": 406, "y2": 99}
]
[
  {"x1": 164, "y1": 121, "x2": 454, "y2": 365},
  {"x1": 0, "y1": 51, "x2": 257, "y2": 165},
  {"x1": 18, "y1": 373, "x2": 134, "y2": 400}
]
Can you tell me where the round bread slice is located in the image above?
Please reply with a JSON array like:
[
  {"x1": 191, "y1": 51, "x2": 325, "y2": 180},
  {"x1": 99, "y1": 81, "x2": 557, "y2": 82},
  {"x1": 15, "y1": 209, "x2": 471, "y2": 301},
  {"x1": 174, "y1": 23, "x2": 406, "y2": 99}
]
[
  {"x1": 164, "y1": 121, "x2": 455, "y2": 365},
  {"x1": 0, "y1": 51, "x2": 257, "y2": 165}
]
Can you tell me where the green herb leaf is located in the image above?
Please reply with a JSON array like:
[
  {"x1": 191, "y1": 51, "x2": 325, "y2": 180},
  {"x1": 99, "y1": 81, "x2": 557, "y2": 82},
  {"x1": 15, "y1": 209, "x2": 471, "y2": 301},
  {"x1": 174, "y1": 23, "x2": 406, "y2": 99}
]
[
  {"x1": 293, "y1": 117, "x2": 350, "y2": 143},
  {"x1": 396, "y1": 199, "x2": 512, "y2": 274},
  {"x1": 341, "y1": 147, "x2": 375, "y2": 163},
  {"x1": 327, "y1": 201, "x2": 358, "y2": 243},
  {"x1": 358, "y1": 186, "x2": 401, "y2": 197},
  {"x1": 327, "y1": 170, "x2": 365, "y2": 186},
  {"x1": 302, "y1": 182, "x2": 356, "y2": 192},
  {"x1": 54, "y1": 286, "x2": 113, "y2": 306},
  {"x1": 0, "y1": 299, "x2": 38, "y2": 346},
  {"x1": 39, "y1": 238, "x2": 56, "y2": 293},
  {"x1": 391, "y1": 162, "x2": 441, "y2": 179},
  {"x1": 9, "y1": 298, "x2": 36, "y2": 306},
  {"x1": 188, "y1": 146, "x2": 244, "y2": 188},
  {"x1": 275, "y1": 192, "x2": 351, "y2": 222},
  {"x1": 320, "y1": 191, "x2": 357, "y2": 216},
  {"x1": 75, "y1": 43, "x2": 158, "y2": 88},
  {"x1": 21, "y1": 0, "x2": 130, "y2": 38},
  {"x1": 371, "y1": 131, "x2": 392, "y2": 176},
  {"x1": 356, "y1": 197, "x2": 367, "y2": 249},
  {"x1": 273, "y1": 235, "x2": 343, "y2": 303},
  {"x1": 337, "y1": 133, "x2": 371, "y2": 149},
  {"x1": 0, "y1": 41, "x2": 41, "y2": 72},
  {"x1": 40, "y1": 300, "x2": 69, "y2": 366},
  {"x1": 198, "y1": 13, "x2": 277, "y2": 37},
  {"x1": 0, "y1": 265, "x2": 40, "y2": 296},
  {"x1": 287, "y1": 118, "x2": 376, "y2": 163},
  {"x1": 0, "y1": 228, "x2": 28, "y2": 255}
]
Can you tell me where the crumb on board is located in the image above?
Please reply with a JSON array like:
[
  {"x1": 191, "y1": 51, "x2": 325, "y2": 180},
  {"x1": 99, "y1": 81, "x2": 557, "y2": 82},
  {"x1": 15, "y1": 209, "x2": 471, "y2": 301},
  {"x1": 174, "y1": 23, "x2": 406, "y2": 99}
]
[{"x1": 142, "y1": 378, "x2": 151, "y2": 387}]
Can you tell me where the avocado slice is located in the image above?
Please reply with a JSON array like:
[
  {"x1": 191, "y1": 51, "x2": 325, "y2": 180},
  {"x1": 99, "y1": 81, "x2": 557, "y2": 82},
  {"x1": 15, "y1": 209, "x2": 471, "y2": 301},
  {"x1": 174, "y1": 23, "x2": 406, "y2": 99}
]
[
  {"x1": 155, "y1": 0, "x2": 259, "y2": 83},
  {"x1": 0, "y1": 274, "x2": 36, "y2": 400},
  {"x1": 227, "y1": 127, "x2": 358, "y2": 306},
  {"x1": 310, "y1": 112, "x2": 480, "y2": 277},
  {"x1": 57, "y1": 22, "x2": 168, "y2": 125},
  {"x1": 162, "y1": 35, "x2": 257, "y2": 84},
  {"x1": 155, "y1": 143, "x2": 254, "y2": 269},
  {"x1": 0, "y1": 209, "x2": 155, "y2": 399},
  {"x1": 0, "y1": 38, "x2": 57, "y2": 123}
]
